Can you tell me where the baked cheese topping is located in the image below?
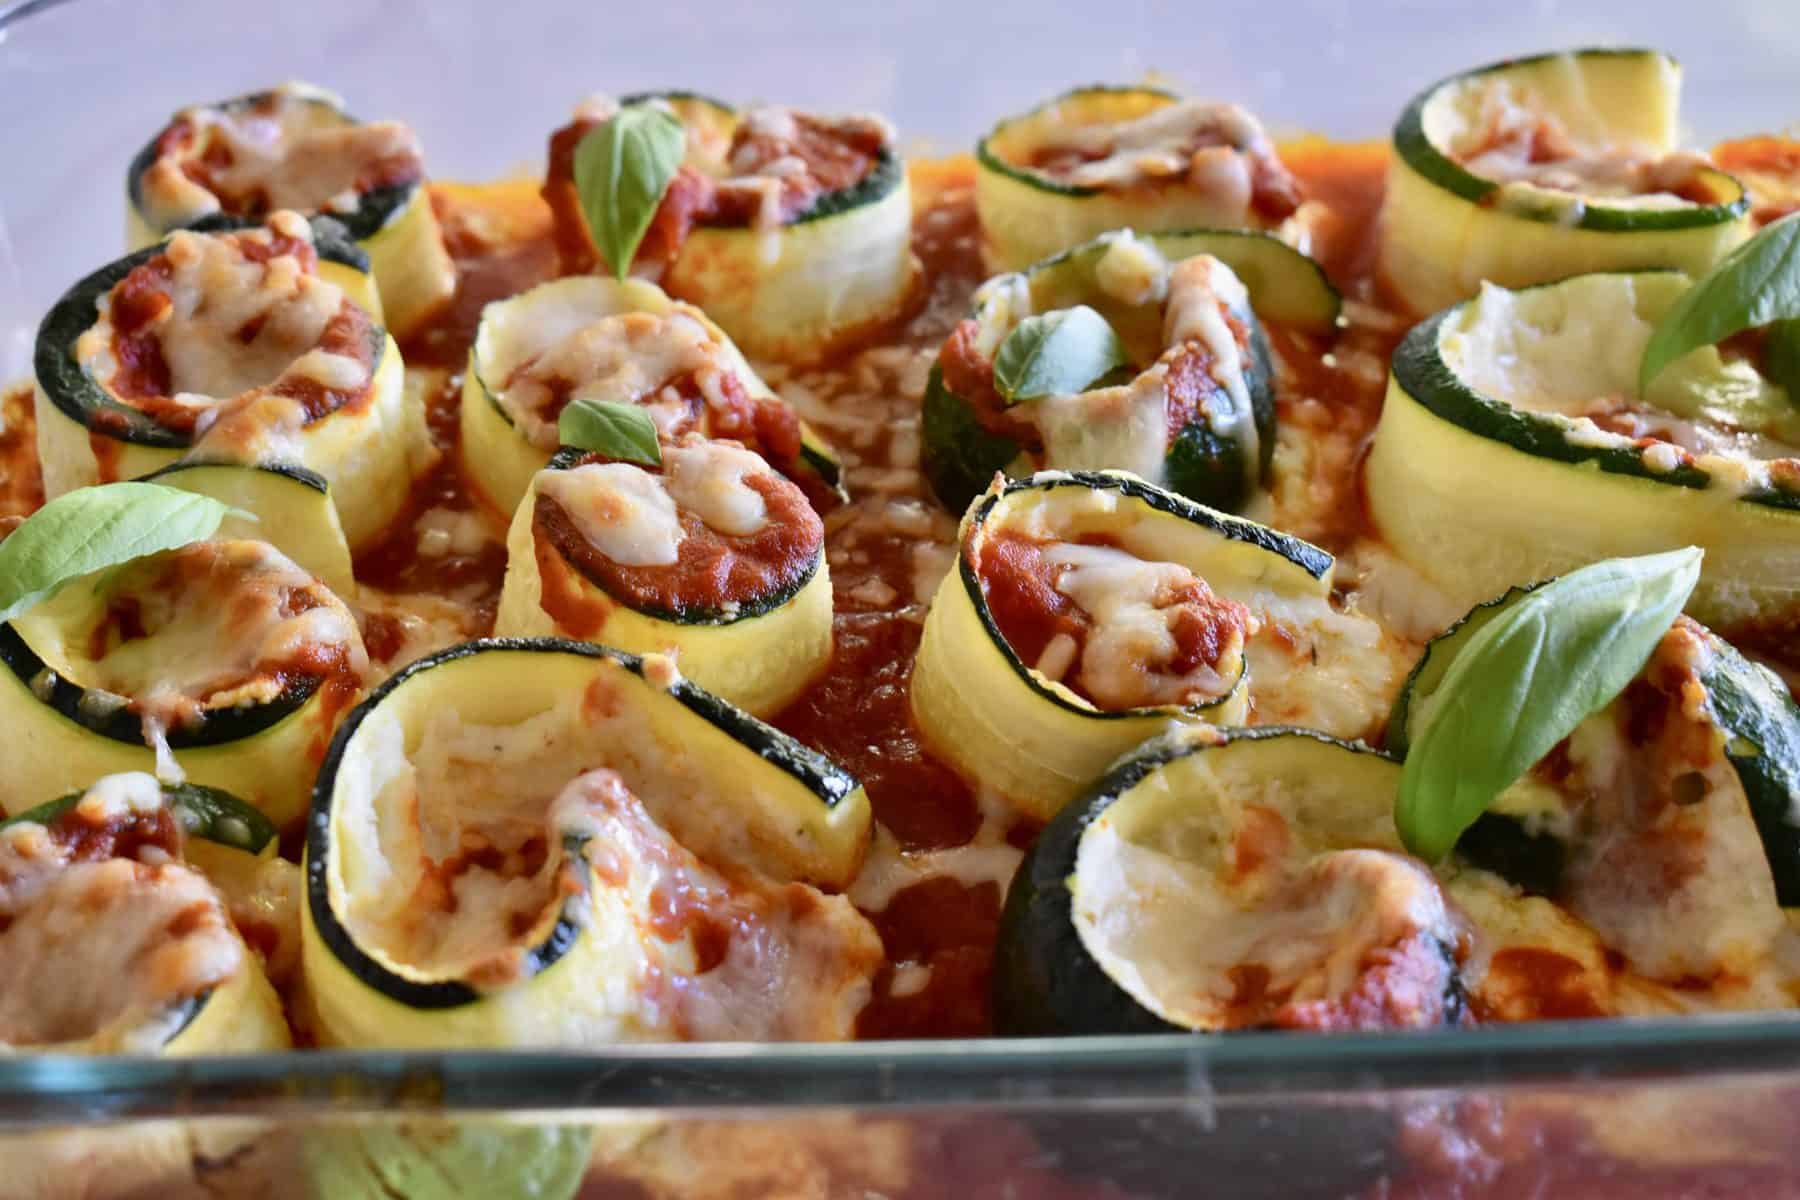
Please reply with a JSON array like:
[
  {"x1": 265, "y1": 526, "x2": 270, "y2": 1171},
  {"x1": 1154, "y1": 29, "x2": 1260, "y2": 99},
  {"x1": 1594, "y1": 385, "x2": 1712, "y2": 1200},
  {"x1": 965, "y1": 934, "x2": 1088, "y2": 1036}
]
[
  {"x1": 1073, "y1": 788, "x2": 1461, "y2": 1032},
  {"x1": 1445, "y1": 275, "x2": 1800, "y2": 495},
  {"x1": 0, "y1": 781, "x2": 241, "y2": 1052},
  {"x1": 137, "y1": 82, "x2": 426, "y2": 231},
  {"x1": 1445, "y1": 79, "x2": 1712, "y2": 206},
  {"x1": 1014, "y1": 98, "x2": 1300, "y2": 219},
  {"x1": 74, "y1": 212, "x2": 376, "y2": 439},
  {"x1": 14, "y1": 539, "x2": 367, "y2": 737},
  {"x1": 532, "y1": 438, "x2": 822, "y2": 620}
]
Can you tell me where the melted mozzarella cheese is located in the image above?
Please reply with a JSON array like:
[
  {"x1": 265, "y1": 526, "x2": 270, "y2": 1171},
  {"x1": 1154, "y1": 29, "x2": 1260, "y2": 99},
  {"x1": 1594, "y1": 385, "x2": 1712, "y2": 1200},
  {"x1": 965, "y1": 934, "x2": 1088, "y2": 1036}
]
[
  {"x1": 1033, "y1": 100, "x2": 1271, "y2": 190},
  {"x1": 662, "y1": 440, "x2": 771, "y2": 537},
  {"x1": 1033, "y1": 371, "x2": 1170, "y2": 485},
  {"x1": 1164, "y1": 255, "x2": 1259, "y2": 484},
  {"x1": 540, "y1": 463, "x2": 686, "y2": 566}
]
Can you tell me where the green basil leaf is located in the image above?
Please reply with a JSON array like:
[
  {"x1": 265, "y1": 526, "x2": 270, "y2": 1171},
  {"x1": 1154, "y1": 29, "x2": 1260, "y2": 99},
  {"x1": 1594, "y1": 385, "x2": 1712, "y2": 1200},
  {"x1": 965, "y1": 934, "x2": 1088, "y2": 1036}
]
[
  {"x1": 1764, "y1": 316, "x2": 1800, "y2": 399},
  {"x1": 557, "y1": 398, "x2": 662, "y2": 466},
  {"x1": 1395, "y1": 547, "x2": 1703, "y2": 862},
  {"x1": 993, "y1": 305, "x2": 1128, "y2": 404},
  {"x1": 1640, "y1": 213, "x2": 1800, "y2": 395},
  {"x1": 0, "y1": 482, "x2": 236, "y2": 624},
  {"x1": 573, "y1": 103, "x2": 685, "y2": 282}
]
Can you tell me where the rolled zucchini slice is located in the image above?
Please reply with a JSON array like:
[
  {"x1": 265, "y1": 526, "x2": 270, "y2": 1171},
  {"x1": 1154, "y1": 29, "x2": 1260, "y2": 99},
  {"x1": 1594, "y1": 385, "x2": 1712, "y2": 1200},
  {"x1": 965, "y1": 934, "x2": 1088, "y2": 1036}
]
[
  {"x1": 34, "y1": 212, "x2": 418, "y2": 551},
  {"x1": 910, "y1": 470, "x2": 1336, "y2": 821},
  {"x1": 1390, "y1": 586, "x2": 1800, "y2": 913},
  {"x1": 1379, "y1": 48, "x2": 1751, "y2": 313},
  {"x1": 0, "y1": 539, "x2": 369, "y2": 827},
  {"x1": 546, "y1": 95, "x2": 917, "y2": 361},
  {"x1": 495, "y1": 439, "x2": 830, "y2": 716},
  {"x1": 0, "y1": 771, "x2": 288, "y2": 1055},
  {"x1": 126, "y1": 81, "x2": 455, "y2": 338},
  {"x1": 1366, "y1": 270, "x2": 1800, "y2": 633},
  {"x1": 924, "y1": 228, "x2": 1338, "y2": 515},
  {"x1": 975, "y1": 86, "x2": 1306, "y2": 272},
  {"x1": 994, "y1": 725, "x2": 1465, "y2": 1036},
  {"x1": 460, "y1": 275, "x2": 842, "y2": 517},
  {"x1": 139, "y1": 459, "x2": 356, "y2": 600},
  {"x1": 302, "y1": 638, "x2": 879, "y2": 1049}
]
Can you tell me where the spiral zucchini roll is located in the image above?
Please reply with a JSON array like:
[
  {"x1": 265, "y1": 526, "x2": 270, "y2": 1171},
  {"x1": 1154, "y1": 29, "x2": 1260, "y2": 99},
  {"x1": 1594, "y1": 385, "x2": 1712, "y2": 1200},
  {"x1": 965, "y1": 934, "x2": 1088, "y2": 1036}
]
[
  {"x1": 0, "y1": 540, "x2": 368, "y2": 826},
  {"x1": 126, "y1": 81, "x2": 455, "y2": 337},
  {"x1": 495, "y1": 438, "x2": 830, "y2": 716},
  {"x1": 1379, "y1": 48, "x2": 1751, "y2": 314},
  {"x1": 924, "y1": 228, "x2": 1338, "y2": 515},
  {"x1": 995, "y1": 726, "x2": 1464, "y2": 1035},
  {"x1": 0, "y1": 772, "x2": 288, "y2": 1055},
  {"x1": 544, "y1": 93, "x2": 916, "y2": 361},
  {"x1": 301, "y1": 639, "x2": 878, "y2": 1049},
  {"x1": 1389, "y1": 604, "x2": 1800, "y2": 1016},
  {"x1": 34, "y1": 212, "x2": 416, "y2": 552},
  {"x1": 460, "y1": 274, "x2": 839, "y2": 515},
  {"x1": 1365, "y1": 270, "x2": 1800, "y2": 634},
  {"x1": 975, "y1": 87, "x2": 1307, "y2": 272},
  {"x1": 911, "y1": 471, "x2": 1355, "y2": 822}
]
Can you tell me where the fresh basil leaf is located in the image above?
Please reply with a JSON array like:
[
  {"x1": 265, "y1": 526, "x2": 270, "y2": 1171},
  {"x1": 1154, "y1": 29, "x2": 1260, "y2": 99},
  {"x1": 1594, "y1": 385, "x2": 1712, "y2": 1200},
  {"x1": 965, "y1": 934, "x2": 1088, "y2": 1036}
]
[
  {"x1": 993, "y1": 305, "x2": 1128, "y2": 404},
  {"x1": 557, "y1": 398, "x2": 662, "y2": 466},
  {"x1": 573, "y1": 103, "x2": 686, "y2": 282},
  {"x1": 1639, "y1": 213, "x2": 1800, "y2": 395},
  {"x1": 1395, "y1": 548, "x2": 1703, "y2": 862},
  {"x1": 0, "y1": 482, "x2": 236, "y2": 624},
  {"x1": 1764, "y1": 316, "x2": 1800, "y2": 399}
]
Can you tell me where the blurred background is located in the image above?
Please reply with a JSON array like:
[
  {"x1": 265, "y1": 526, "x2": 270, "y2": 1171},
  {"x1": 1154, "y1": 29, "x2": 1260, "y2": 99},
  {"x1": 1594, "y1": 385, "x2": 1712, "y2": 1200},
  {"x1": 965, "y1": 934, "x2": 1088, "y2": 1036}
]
[{"x1": 2, "y1": 0, "x2": 1795, "y2": 375}]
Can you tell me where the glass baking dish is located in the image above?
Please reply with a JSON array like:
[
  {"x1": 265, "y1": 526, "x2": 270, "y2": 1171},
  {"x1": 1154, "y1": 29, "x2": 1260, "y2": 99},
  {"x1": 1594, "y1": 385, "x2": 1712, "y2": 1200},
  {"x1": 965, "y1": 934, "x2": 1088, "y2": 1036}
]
[{"x1": 3, "y1": 0, "x2": 1799, "y2": 1195}]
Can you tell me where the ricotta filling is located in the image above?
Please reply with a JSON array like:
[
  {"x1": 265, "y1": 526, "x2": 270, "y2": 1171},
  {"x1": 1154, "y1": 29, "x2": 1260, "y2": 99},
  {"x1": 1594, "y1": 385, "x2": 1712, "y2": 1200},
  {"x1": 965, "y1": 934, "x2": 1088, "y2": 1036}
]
[
  {"x1": 1446, "y1": 80, "x2": 1708, "y2": 206},
  {"x1": 1443, "y1": 276, "x2": 1800, "y2": 496},
  {"x1": 0, "y1": 808, "x2": 241, "y2": 1052},
  {"x1": 138, "y1": 83, "x2": 425, "y2": 229},
  {"x1": 536, "y1": 440, "x2": 775, "y2": 567},
  {"x1": 18, "y1": 539, "x2": 366, "y2": 736},
  {"x1": 75, "y1": 213, "x2": 371, "y2": 429}
]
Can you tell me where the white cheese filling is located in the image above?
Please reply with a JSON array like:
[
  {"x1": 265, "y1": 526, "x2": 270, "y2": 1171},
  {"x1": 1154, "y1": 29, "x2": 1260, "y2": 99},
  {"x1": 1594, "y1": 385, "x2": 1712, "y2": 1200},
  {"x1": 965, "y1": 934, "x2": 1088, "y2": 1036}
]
[{"x1": 1026, "y1": 99, "x2": 1273, "y2": 193}]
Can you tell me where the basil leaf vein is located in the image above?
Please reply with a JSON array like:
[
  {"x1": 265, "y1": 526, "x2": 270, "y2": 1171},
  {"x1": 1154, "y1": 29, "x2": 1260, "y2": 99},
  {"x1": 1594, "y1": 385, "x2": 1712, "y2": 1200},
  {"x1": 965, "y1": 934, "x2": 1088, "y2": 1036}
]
[
  {"x1": 0, "y1": 482, "x2": 236, "y2": 624},
  {"x1": 1395, "y1": 548, "x2": 1703, "y2": 862},
  {"x1": 993, "y1": 305, "x2": 1128, "y2": 404},
  {"x1": 573, "y1": 103, "x2": 686, "y2": 282},
  {"x1": 1640, "y1": 212, "x2": 1800, "y2": 395},
  {"x1": 558, "y1": 399, "x2": 662, "y2": 466}
]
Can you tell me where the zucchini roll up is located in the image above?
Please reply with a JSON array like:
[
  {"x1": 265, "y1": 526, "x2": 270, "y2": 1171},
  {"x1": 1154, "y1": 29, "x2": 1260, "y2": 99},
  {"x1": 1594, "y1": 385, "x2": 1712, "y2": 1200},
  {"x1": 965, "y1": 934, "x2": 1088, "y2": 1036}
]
[
  {"x1": 126, "y1": 81, "x2": 455, "y2": 337},
  {"x1": 910, "y1": 471, "x2": 1381, "y2": 822},
  {"x1": 975, "y1": 86, "x2": 1307, "y2": 272},
  {"x1": 302, "y1": 639, "x2": 879, "y2": 1049},
  {"x1": 1365, "y1": 271, "x2": 1800, "y2": 637},
  {"x1": 995, "y1": 726, "x2": 1465, "y2": 1036},
  {"x1": 0, "y1": 540, "x2": 369, "y2": 827},
  {"x1": 460, "y1": 275, "x2": 841, "y2": 517},
  {"x1": 34, "y1": 212, "x2": 417, "y2": 552},
  {"x1": 0, "y1": 772, "x2": 288, "y2": 1055},
  {"x1": 924, "y1": 228, "x2": 1337, "y2": 515},
  {"x1": 544, "y1": 93, "x2": 917, "y2": 362},
  {"x1": 1379, "y1": 48, "x2": 1751, "y2": 314},
  {"x1": 1389, "y1": 598, "x2": 1800, "y2": 1017},
  {"x1": 495, "y1": 437, "x2": 831, "y2": 717}
]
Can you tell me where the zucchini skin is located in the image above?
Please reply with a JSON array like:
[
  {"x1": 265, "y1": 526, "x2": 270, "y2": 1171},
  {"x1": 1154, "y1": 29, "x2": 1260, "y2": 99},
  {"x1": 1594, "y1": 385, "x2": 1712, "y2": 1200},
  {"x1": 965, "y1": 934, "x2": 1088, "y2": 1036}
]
[
  {"x1": 910, "y1": 471, "x2": 1330, "y2": 821},
  {"x1": 493, "y1": 449, "x2": 832, "y2": 717},
  {"x1": 922, "y1": 228, "x2": 1333, "y2": 515},
  {"x1": 124, "y1": 86, "x2": 454, "y2": 337},
  {"x1": 303, "y1": 637, "x2": 871, "y2": 1047},
  {"x1": 1379, "y1": 48, "x2": 1751, "y2": 313},
  {"x1": 34, "y1": 217, "x2": 418, "y2": 552},
  {"x1": 1367, "y1": 271, "x2": 1800, "y2": 632}
]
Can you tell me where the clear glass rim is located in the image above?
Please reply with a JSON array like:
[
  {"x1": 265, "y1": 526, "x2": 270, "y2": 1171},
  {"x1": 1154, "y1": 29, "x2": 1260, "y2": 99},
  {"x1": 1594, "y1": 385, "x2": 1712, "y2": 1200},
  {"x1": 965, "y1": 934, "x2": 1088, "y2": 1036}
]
[{"x1": 4, "y1": 1017, "x2": 1800, "y2": 1125}]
